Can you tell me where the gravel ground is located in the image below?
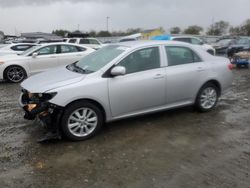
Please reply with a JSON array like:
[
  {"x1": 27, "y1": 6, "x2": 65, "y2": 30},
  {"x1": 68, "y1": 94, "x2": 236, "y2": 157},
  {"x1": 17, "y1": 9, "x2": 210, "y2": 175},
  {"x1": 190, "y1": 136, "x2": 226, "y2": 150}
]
[{"x1": 0, "y1": 69, "x2": 250, "y2": 188}]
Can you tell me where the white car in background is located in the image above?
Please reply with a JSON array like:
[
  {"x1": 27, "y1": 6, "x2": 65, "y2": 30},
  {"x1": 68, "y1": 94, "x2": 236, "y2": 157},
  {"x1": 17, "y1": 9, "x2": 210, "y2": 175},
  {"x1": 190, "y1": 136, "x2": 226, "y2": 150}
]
[
  {"x1": 0, "y1": 43, "x2": 37, "y2": 56},
  {"x1": 171, "y1": 36, "x2": 216, "y2": 55},
  {"x1": 68, "y1": 38, "x2": 103, "y2": 50},
  {"x1": 0, "y1": 43, "x2": 95, "y2": 83}
]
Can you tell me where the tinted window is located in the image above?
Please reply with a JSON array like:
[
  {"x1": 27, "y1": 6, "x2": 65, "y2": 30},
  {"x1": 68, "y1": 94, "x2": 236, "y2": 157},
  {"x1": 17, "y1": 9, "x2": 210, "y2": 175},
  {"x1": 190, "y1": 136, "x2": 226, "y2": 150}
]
[
  {"x1": 172, "y1": 38, "x2": 191, "y2": 44},
  {"x1": 191, "y1": 38, "x2": 202, "y2": 45},
  {"x1": 119, "y1": 38, "x2": 136, "y2": 42},
  {"x1": 89, "y1": 39, "x2": 100, "y2": 45},
  {"x1": 11, "y1": 45, "x2": 34, "y2": 51},
  {"x1": 60, "y1": 45, "x2": 79, "y2": 53},
  {"x1": 119, "y1": 47, "x2": 160, "y2": 74},
  {"x1": 79, "y1": 39, "x2": 90, "y2": 44},
  {"x1": 36, "y1": 45, "x2": 57, "y2": 56},
  {"x1": 165, "y1": 46, "x2": 202, "y2": 66},
  {"x1": 69, "y1": 39, "x2": 77, "y2": 43},
  {"x1": 77, "y1": 47, "x2": 87, "y2": 52},
  {"x1": 235, "y1": 38, "x2": 250, "y2": 45}
]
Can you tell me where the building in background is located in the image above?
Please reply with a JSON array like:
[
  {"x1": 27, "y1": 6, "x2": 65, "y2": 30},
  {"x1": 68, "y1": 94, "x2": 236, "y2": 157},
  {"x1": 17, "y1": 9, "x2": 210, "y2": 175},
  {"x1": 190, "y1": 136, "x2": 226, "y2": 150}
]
[
  {"x1": 142, "y1": 28, "x2": 164, "y2": 40},
  {"x1": 21, "y1": 32, "x2": 62, "y2": 40}
]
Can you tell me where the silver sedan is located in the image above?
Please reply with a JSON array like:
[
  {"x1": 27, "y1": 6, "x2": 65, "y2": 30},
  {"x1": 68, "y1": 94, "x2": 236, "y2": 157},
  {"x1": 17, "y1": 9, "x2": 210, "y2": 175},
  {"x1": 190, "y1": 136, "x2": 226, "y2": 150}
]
[{"x1": 20, "y1": 41, "x2": 233, "y2": 141}]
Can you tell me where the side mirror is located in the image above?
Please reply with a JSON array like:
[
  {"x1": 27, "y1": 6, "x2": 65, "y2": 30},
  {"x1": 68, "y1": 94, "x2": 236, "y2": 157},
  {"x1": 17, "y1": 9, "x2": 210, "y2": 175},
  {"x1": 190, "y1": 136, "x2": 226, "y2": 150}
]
[
  {"x1": 32, "y1": 52, "x2": 38, "y2": 58},
  {"x1": 110, "y1": 66, "x2": 126, "y2": 77}
]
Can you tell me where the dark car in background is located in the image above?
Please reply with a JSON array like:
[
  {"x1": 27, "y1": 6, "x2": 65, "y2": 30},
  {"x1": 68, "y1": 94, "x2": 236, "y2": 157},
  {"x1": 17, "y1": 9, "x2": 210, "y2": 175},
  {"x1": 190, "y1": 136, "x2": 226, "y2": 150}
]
[
  {"x1": 212, "y1": 39, "x2": 237, "y2": 56},
  {"x1": 227, "y1": 38, "x2": 250, "y2": 57}
]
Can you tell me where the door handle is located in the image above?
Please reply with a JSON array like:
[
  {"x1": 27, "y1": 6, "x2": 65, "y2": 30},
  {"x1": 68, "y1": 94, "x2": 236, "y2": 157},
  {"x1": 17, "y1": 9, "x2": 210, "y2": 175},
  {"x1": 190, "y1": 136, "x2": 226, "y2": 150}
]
[
  {"x1": 154, "y1": 74, "x2": 164, "y2": 79},
  {"x1": 49, "y1": 56, "x2": 57, "y2": 58}
]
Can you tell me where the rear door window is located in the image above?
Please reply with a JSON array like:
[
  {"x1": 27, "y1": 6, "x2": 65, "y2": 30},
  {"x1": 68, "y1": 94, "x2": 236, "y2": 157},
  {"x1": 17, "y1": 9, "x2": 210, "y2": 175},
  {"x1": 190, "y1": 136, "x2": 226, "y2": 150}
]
[
  {"x1": 35, "y1": 45, "x2": 57, "y2": 56},
  {"x1": 60, "y1": 45, "x2": 80, "y2": 53},
  {"x1": 165, "y1": 46, "x2": 202, "y2": 66}
]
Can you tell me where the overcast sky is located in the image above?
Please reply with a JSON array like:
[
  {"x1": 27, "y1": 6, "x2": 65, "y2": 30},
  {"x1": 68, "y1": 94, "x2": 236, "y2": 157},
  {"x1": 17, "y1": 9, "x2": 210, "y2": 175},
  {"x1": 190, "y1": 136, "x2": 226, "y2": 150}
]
[{"x1": 0, "y1": 0, "x2": 249, "y2": 35}]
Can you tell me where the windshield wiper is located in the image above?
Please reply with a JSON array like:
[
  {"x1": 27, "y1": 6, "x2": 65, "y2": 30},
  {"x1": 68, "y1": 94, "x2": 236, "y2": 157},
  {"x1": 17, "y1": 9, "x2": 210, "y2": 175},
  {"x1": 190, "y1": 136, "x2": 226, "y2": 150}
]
[
  {"x1": 66, "y1": 63, "x2": 85, "y2": 74},
  {"x1": 73, "y1": 63, "x2": 86, "y2": 73},
  {"x1": 67, "y1": 63, "x2": 94, "y2": 74}
]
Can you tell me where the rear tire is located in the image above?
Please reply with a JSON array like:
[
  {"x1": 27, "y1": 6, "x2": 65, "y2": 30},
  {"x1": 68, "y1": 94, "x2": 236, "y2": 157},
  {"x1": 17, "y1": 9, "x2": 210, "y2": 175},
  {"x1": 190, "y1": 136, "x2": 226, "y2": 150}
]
[
  {"x1": 4, "y1": 65, "x2": 27, "y2": 83},
  {"x1": 195, "y1": 83, "x2": 219, "y2": 112},
  {"x1": 61, "y1": 101, "x2": 104, "y2": 141}
]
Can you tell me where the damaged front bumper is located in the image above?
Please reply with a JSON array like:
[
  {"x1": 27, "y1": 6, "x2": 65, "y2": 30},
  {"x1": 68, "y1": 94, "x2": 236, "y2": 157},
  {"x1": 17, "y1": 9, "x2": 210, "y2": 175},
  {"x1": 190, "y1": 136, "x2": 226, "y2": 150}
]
[{"x1": 19, "y1": 89, "x2": 63, "y2": 132}]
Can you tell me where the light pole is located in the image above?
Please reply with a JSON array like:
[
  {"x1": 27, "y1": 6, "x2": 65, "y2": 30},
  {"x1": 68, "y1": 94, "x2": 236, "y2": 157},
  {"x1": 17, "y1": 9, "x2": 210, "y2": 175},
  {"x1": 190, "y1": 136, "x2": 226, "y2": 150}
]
[{"x1": 106, "y1": 16, "x2": 110, "y2": 32}]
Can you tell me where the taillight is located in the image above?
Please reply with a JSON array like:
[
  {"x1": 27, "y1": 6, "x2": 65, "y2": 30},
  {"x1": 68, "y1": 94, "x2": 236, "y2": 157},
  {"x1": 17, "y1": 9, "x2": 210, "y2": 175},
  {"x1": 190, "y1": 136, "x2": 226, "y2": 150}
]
[{"x1": 228, "y1": 63, "x2": 234, "y2": 70}]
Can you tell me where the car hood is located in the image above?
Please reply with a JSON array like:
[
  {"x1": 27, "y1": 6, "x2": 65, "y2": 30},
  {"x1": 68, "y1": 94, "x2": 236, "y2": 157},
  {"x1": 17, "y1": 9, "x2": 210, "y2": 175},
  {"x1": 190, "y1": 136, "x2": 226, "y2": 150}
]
[
  {"x1": 202, "y1": 44, "x2": 214, "y2": 50},
  {"x1": 21, "y1": 66, "x2": 86, "y2": 93},
  {"x1": 0, "y1": 54, "x2": 26, "y2": 61},
  {"x1": 229, "y1": 44, "x2": 249, "y2": 48}
]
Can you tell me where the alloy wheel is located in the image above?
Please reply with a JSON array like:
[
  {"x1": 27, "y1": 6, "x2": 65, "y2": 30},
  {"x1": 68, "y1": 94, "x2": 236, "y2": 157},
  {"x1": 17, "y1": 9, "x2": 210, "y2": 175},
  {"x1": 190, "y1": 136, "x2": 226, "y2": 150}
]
[
  {"x1": 7, "y1": 67, "x2": 25, "y2": 83},
  {"x1": 199, "y1": 87, "x2": 218, "y2": 110},
  {"x1": 67, "y1": 108, "x2": 98, "y2": 137}
]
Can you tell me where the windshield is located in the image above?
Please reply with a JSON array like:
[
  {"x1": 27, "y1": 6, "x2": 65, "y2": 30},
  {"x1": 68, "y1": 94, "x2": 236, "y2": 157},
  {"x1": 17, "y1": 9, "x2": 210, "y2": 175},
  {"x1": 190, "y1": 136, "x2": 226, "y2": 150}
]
[
  {"x1": 20, "y1": 45, "x2": 40, "y2": 56},
  {"x1": 74, "y1": 45, "x2": 128, "y2": 73},
  {"x1": 235, "y1": 38, "x2": 250, "y2": 45},
  {"x1": 217, "y1": 39, "x2": 232, "y2": 46}
]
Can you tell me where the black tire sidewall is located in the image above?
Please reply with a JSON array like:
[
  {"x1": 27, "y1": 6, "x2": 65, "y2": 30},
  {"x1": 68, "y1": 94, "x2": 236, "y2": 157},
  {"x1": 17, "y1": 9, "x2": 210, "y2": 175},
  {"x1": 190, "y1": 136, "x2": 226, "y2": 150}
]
[
  {"x1": 4, "y1": 66, "x2": 27, "y2": 83},
  {"x1": 61, "y1": 101, "x2": 104, "y2": 141},
  {"x1": 195, "y1": 83, "x2": 219, "y2": 112}
]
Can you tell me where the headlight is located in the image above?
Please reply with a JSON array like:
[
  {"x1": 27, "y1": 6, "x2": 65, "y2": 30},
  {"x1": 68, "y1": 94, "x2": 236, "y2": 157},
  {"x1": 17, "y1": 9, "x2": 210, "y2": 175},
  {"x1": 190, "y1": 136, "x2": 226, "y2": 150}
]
[
  {"x1": 27, "y1": 104, "x2": 37, "y2": 112},
  {"x1": 27, "y1": 92, "x2": 57, "y2": 102},
  {"x1": 0, "y1": 61, "x2": 4, "y2": 65},
  {"x1": 41, "y1": 92, "x2": 57, "y2": 101}
]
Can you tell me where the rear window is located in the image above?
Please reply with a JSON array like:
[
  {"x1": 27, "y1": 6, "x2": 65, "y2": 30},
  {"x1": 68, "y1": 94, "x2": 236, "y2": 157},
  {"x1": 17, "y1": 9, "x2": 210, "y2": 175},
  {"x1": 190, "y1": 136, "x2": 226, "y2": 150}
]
[
  {"x1": 165, "y1": 46, "x2": 202, "y2": 66},
  {"x1": 69, "y1": 39, "x2": 77, "y2": 43},
  {"x1": 79, "y1": 39, "x2": 90, "y2": 44},
  {"x1": 10, "y1": 45, "x2": 35, "y2": 51},
  {"x1": 172, "y1": 38, "x2": 191, "y2": 44}
]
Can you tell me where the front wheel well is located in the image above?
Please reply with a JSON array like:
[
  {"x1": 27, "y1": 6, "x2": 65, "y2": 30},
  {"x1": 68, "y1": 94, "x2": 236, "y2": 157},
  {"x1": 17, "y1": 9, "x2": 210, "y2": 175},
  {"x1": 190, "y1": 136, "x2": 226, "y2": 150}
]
[{"x1": 64, "y1": 99, "x2": 106, "y2": 122}]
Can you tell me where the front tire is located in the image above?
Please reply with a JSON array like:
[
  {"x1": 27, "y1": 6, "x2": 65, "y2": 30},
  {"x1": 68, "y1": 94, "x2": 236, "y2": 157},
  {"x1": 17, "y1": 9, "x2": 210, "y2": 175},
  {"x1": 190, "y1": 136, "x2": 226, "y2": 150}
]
[
  {"x1": 195, "y1": 83, "x2": 219, "y2": 112},
  {"x1": 4, "y1": 65, "x2": 27, "y2": 83},
  {"x1": 61, "y1": 101, "x2": 104, "y2": 141}
]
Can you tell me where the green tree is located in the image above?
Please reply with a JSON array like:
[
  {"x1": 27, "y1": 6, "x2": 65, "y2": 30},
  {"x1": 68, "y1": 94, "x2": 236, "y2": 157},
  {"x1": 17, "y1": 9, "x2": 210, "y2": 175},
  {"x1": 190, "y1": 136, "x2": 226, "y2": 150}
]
[
  {"x1": 52, "y1": 29, "x2": 70, "y2": 37},
  {"x1": 229, "y1": 26, "x2": 243, "y2": 35},
  {"x1": 183, "y1": 25, "x2": 203, "y2": 35},
  {"x1": 88, "y1": 30, "x2": 97, "y2": 37},
  {"x1": 207, "y1": 21, "x2": 230, "y2": 36},
  {"x1": 241, "y1": 19, "x2": 250, "y2": 36},
  {"x1": 170, "y1": 27, "x2": 181, "y2": 34},
  {"x1": 97, "y1": 31, "x2": 112, "y2": 37}
]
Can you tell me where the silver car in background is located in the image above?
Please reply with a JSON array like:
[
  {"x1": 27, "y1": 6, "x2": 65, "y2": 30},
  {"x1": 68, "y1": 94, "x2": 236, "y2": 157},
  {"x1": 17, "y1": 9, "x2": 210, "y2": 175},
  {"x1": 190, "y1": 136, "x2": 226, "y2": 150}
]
[{"x1": 19, "y1": 41, "x2": 233, "y2": 141}]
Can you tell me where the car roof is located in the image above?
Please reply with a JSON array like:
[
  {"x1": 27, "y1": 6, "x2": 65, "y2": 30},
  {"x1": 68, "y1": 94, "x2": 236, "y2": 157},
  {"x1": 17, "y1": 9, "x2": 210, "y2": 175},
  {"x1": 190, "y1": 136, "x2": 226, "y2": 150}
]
[
  {"x1": 10, "y1": 43, "x2": 38, "y2": 46},
  {"x1": 37, "y1": 42, "x2": 93, "y2": 49},
  {"x1": 171, "y1": 36, "x2": 199, "y2": 39},
  {"x1": 39, "y1": 42, "x2": 82, "y2": 46},
  {"x1": 113, "y1": 40, "x2": 195, "y2": 48}
]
